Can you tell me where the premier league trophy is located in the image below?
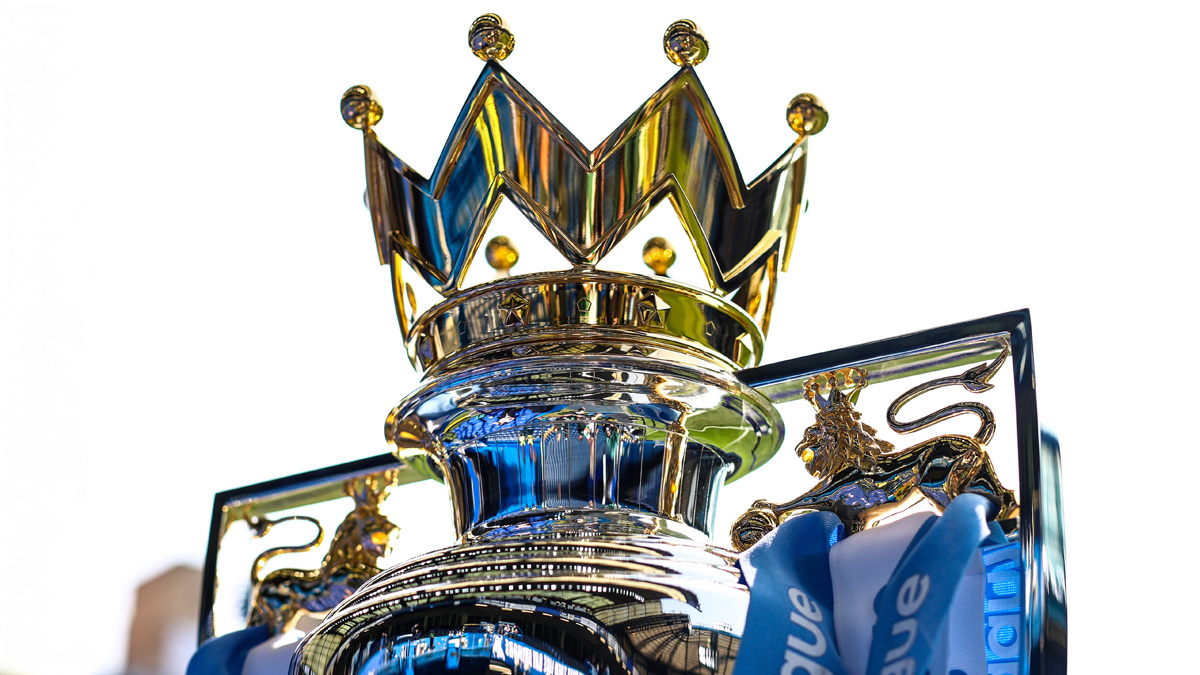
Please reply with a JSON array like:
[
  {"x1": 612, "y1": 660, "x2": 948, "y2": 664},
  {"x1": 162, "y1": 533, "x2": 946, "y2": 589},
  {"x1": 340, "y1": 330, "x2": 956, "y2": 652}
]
[{"x1": 192, "y1": 15, "x2": 1067, "y2": 675}]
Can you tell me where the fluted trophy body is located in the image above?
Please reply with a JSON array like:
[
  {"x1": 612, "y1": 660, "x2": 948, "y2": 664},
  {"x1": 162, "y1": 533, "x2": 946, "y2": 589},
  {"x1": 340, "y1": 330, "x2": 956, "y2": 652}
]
[{"x1": 293, "y1": 351, "x2": 781, "y2": 674}]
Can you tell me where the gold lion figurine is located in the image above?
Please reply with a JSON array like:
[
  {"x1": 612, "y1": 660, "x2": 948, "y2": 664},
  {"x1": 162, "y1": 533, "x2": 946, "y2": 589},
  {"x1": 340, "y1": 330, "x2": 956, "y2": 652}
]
[
  {"x1": 248, "y1": 471, "x2": 400, "y2": 633},
  {"x1": 731, "y1": 346, "x2": 1017, "y2": 552}
]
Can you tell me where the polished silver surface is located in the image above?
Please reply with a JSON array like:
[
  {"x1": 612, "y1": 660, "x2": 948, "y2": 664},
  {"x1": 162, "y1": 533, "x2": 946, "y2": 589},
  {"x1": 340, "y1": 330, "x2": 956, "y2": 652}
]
[
  {"x1": 1029, "y1": 430, "x2": 1067, "y2": 674},
  {"x1": 293, "y1": 511, "x2": 748, "y2": 675},
  {"x1": 291, "y1": 349, "x2": 780, "y2": 673},
  {"x1": 738, "y1": 332, "x2": 1010, "y2": 404},
  {"x1": 387, "y1": 353, "x2": 784, "y2": 536}
]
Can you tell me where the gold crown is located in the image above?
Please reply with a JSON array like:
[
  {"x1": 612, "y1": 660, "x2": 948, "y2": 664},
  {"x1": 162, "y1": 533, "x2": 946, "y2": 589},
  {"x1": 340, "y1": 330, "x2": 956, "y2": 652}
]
[{"x1": 341, "y1": 15, "x2": 827, "y2": 376}]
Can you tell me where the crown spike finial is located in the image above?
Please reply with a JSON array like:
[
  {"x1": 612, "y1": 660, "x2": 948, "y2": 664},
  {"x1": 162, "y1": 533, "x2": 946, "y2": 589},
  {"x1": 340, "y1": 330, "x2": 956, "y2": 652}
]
[
  {"x1": 642, "y1": 237, "x2": 677, "y2": 276},
  {"x1": 485, "y1": 236, "x2": 519, "y2": 275},
  {"x1": 787, "y1": 93, "x2": 828, "y2": 141},
  {"x1": 469, "y1": 14, "x2": 515, "y2": 62},
  {"x1": 341, "y1": 85, "x2": 383, "y2": 131},
  {"x1": 663, "y1": 20, "x2": 708, "y2": 67}
]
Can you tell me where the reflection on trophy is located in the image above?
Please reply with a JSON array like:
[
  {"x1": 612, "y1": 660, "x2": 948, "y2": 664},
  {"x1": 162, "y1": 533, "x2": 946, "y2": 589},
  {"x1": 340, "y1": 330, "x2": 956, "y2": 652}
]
[{"x1": 194, "y1": 14, "x2": 1066, "y2": 675}]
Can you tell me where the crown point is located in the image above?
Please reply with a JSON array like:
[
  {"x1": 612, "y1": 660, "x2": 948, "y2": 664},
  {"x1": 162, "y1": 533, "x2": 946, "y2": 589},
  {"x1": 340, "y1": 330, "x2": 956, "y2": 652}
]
[
  {"x1": 342, "y1": 85, "x2": 383, "y2": 130},
  {"x1": 485, "y1": 236, "x2": 520, "y2": 273},
  {"x1": 642, "y1": 237, "x2": 677, "y2": 276},
  {"x1": 663, "y1": 20, "x2": 709, "y2": 67},
  {"x1": 787, "y1": 93, "x2": 829, "y2": 140},
  {"x1": 469, "y1": 14, "x2": 515, "y2": 62}
]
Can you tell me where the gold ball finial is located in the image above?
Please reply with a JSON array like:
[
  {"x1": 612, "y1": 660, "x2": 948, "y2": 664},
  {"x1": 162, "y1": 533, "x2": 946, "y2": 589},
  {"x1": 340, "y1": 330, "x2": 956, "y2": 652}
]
[
  {"x1": 485, "y1": 236, "x2": 520, "y2": 272},
  {"x1": 786, "y1": 93, "x2": 829, "y2": 140},
  {"x1": 469, "y1": 14, "x2": 515, "y2": 62},
  {"x1": 642, "y1": 236, "x2": 677, "y2": 276},
  {"x1": 663, "y1": 20, "x2": 709, "y2": 67},
  {"x1": 341, "y1": 85, "x2": 383, "y2": 130}
]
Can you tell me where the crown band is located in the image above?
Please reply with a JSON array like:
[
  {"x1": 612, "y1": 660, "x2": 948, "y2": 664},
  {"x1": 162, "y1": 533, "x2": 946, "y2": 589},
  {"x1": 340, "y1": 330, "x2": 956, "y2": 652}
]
[{"x1": 406, "y1": 269, "x2": 763, "y2": 374}]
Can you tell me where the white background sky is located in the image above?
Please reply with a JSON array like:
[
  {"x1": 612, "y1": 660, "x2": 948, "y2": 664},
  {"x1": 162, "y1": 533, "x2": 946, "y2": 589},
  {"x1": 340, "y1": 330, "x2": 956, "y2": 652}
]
[{"x1": 1, "y1": 1, "x2": 1197, "y2": 673}]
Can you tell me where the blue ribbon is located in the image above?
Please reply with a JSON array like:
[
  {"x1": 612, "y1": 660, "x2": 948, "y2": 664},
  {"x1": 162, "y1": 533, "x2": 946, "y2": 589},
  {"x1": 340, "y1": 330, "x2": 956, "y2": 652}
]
[
  {"x1": 735, "y1": 494, "x2": 1012, "y2": 675},
  {"x1": 734, "y1": 510, "x2": 847, "y2": 675},
  {"x1": 187, "y1": 625, "x2": 270, "y2": 675},
  {"x1": 864, "y1": 494, "x2": 998, "y2": 675}
]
